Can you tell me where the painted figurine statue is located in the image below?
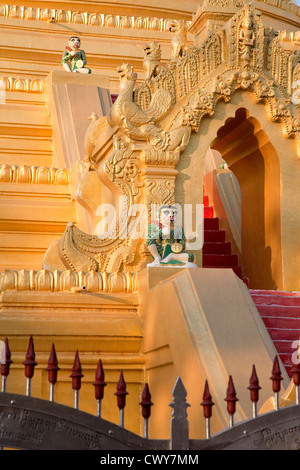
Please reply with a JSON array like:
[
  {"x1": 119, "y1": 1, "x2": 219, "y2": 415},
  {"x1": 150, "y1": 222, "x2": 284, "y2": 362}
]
[
  {"x1": 147, "y1": 205, "x2": 197, "y2": 268},
  {"x1": 61, "y1": 36, "x2": 91, "y2": 74}
]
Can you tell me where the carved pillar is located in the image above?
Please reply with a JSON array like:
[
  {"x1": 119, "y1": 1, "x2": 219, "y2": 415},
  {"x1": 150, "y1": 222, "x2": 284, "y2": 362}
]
[{"x1": 140, "y1": 146, "x2": 181, "y2": 215}]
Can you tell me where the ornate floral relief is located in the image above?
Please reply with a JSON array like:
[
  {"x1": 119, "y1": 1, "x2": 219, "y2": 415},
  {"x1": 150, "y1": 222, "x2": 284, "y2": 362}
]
[
  {"x1": 253, "y1": 78, "x2": 275, "y2": 102},
  {"x1": 214, "y1": 75, "x2": 234, "y2": 99},
  {"x1": 234, "y1": 65, "x2": 259, "y2": 89},
  {"x1": 269, "y1": 97, "x2": 291, "y2": 121}
]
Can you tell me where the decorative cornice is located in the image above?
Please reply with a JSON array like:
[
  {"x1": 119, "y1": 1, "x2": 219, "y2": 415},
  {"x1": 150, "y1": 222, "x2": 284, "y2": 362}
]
[
  {"x1": 0, "y1": 164, "x2": 69, "y2": 185},
  {"x1": 0, "y1": 4, "x2": 191, "y2": 31},
  {"x1": 0, "y1": 268, "x2": 137, "y2": 293}
]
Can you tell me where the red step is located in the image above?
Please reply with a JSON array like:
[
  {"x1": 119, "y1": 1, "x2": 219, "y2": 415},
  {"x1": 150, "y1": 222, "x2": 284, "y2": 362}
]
[
  {"x1": 256, "y1": 304, "x2": 300, "y2": 318},
  {"x1": 203, "y1": 253, "x2": 239, "y2": 267},
  {"x1": 204, "y1": 230, "x2": 226, "y2": 243},
  {"x1": 202, "y1": 241, "x2": 232, "y2": 255},
  {"x1": 204, "y1": 206, "x2": 214, "y2": 218},
  {"x1": 204, "y1": 217, "x2": 220, "y2": 231},
  {"x1": 202, "y1": 188, "x2": 246, "y2": 284},
  {"x1": 203, "y1": 195, "x2": 209, "y2": 207},
  {"x1": 250, "y1": 289, "x2": 300, "y2": 377},
  {"x1": 251, "y1": 290, "x2": 300, "y2": 306}
]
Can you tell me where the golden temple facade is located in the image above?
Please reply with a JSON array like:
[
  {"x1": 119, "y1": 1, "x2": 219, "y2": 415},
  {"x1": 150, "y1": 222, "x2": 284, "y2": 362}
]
[{"x1": 1, "y1": 0, "x2": 300, "y2": 441}]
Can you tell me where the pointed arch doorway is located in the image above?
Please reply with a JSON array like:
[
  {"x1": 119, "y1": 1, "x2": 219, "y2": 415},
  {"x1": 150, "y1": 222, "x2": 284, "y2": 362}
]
[
  {"x1": 209, "y1": 107, "x2": 282, "y2": 290},
  {"x1": 175, "y1": 92, "x2": 286, "y2": 291}
]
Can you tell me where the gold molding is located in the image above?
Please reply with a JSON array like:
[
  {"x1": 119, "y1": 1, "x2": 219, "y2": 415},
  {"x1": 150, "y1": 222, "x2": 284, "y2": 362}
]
[
  {"x1": 0, "y1": 164, "x2": 69, "y2": 184},
  {"x1": 0, "y1": 76, "x2": 45, "y2": 93},
  {"x1": 0, "y1": 268, "x2": 137, "y2": 292},
  {"x1": 0, "y1": 4, "x2": 191, "y2": 31}
]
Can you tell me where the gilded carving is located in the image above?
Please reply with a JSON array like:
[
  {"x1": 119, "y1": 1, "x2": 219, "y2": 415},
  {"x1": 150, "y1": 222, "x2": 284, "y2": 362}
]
[
  {"x1": 254, "y1": 78, "x2": 275, "y2": 102},
  {"x1": 291, "y1": 61, "x2": 300, "y2": 104},
  {"x1": 0, "y1": 164, "x2": 69, "y2": 184},
  {"x1": 169, "y1": 20, "x2": 189, "y2": 60},
  {"x1": 0, "y1": 76, "x2": 44, "y2": 93},
  {"x1": 107, "y1": 63, "x2": 172, "y2": 142},
  {"x1": 214, "y1": 75, "x2": 234, "y2": 99},
  {"x1": 234, "y1": 65, "x2": 259, "y2": 89},
  {"x1": 44, "y1": 1, "x2": 300, "y2": 273},
  {"x1": 0, "y1": 3, "x2": 191, "y2": 33},
  {"x1": 199, "y1": 32, "x2": 223, "y2": 78},
  {"x1": 270, "y1": 97, "x2": 291, "y2": 121},
  {"x1": 0, "y1": 268, "x2": 137, "y2": 293},
  {"x1": 143, "y1": 42, "x2": 166, "y2": 80},
  {"x1": 230, "y1": 4, "x2": 264, "y2": 70}
]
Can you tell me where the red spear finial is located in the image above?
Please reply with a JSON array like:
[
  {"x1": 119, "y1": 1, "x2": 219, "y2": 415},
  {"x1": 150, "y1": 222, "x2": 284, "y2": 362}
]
[
  {"x1": 248, "y1": 364, "x2": 261, "y2": 403},
  {"x1": 139, "y1": 383, "x2": 153, "y2": 420},
  {"x1": 201, "y1": 380, "x2": 214, "y2": 419},
  {"x1": 1, "y1": 337, "x2": 13, "y2": 378},
  {"x1": 23, "y1": 336, "x2": 37, "y2": 379},
  {"x1": 270, "y1": 356, "x2": 283, "y2": 393},
  {"x1": 225, "y1": 375, "x2": 238, "y2": 424},
  {"x1": 93, "y1": 359, "x2": 107, "y2": 401},
  {"x1": 290, "y1": 360, "x2": 300, "y2": 387},
  {"x1": 115, "y1": 370, "x2": 128, "y2": 410},
  {"x1": 46, "y1": 343, "x2": 60, "y2": 385},
  {"x1": 70, "y1": 350, "x2": 84, "y2": 391}
]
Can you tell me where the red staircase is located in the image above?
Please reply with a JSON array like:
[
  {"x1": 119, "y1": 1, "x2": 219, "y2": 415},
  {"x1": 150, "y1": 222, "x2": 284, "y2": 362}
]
[
  {"x1": 203, "y1": 187, "x2": 300, "y2": 377},
  {"x1": 250, "y1": 290, "x2": 300, "y2": 377},
  {"x1": 202, "y1": 188, "x2": 246, "y2": 283}
]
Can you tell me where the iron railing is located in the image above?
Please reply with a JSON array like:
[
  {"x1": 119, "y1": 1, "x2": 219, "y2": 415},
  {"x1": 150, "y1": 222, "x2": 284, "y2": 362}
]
[{"x1": 0, "y1": 336, "x2": 300, "y2": 450}]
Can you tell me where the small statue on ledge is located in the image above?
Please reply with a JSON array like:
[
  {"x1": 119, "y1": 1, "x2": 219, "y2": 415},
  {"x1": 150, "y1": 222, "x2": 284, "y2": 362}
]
[
  {"x1": 61, "y1": 36, "x2": 91, "y2": 74},
  {"x1": 147, "y1": 205, "x2": 197, "y2": 268}
]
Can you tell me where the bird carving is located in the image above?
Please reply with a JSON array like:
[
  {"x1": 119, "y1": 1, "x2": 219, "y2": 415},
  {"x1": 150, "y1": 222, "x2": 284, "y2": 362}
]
[{"x1": 107, "y1": 63, "x2": 172, "y2": 140}]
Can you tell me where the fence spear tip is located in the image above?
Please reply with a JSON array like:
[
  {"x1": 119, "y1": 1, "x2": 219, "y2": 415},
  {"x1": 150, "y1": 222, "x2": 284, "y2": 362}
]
[
  {"x1": 115, "y1": 370, "x2": 128, "y2": 410},
  {"x1": 70, "y1": 350, "x2": 84, "y2": 391},
  {"x1": 248, "y1": 364, "x2": 261, "y2": 403},
  {"x1": 93, "y1": 359, "x2": 107, "y2": 400},
  {"x1": 140, "y1": 383, "x2": 153, "y2": 419},
  {"x1": 201, "y1": 380, "x2": 214, "y2": 419},
  {"x1": 46, "y1": 343, "x2": 60, "y2": 384},
  {"x1": 23, "y1": 336, "x2": 37, "y2": 379},
  {"x1": 270, "y1": 356, "x2": 283, "y2": 393}
]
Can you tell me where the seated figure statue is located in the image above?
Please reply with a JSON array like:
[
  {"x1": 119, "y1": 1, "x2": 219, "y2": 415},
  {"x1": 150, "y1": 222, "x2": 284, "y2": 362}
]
[
  {"x1": 61, "y1": 36, "x2": 91, "y2": 74},
  {"x1": 147, "y1": 204, "x2": 197, "y2": 268}
]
